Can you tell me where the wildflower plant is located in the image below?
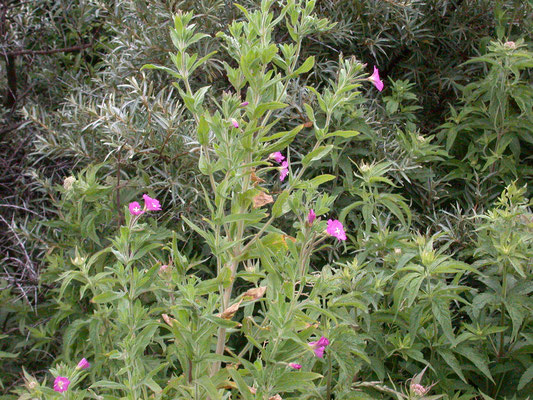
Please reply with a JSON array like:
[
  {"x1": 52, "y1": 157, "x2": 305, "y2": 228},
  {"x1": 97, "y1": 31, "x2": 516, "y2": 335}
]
[{"x1": 139, "y1": 0, "x2": 374, "y2": 397}]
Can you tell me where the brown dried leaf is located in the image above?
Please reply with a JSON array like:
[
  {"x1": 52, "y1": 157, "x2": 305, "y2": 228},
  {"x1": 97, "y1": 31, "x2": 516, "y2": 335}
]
[
  {"x1": 219, "y1": 300, "x2": 242, "y2": 320},
  {"x1": 243, "y1": 286, "x2": 267, "y2": 300},
  {"x1": 162, "y1": 313, "x2": 177, "y2": 326},
  {"x1": 252, "y1": 191, "x2": 274, "y2": 208},
  {"x1": 251, "y1": 170, "x2": 265, "y2": 185}
]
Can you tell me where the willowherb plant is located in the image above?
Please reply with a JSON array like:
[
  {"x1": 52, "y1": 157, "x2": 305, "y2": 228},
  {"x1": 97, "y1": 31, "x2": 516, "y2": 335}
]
[
  {"x1": 142, "y1": 0, "x2": 381, "y2": 396},
  {"x1": 16, "y1": 1, "x2": 390, "y2": 399}
]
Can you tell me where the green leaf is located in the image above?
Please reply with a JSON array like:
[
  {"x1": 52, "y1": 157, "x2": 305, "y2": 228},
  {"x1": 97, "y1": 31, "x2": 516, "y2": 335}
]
[
  {"x1": 325, "y1": 130, "x2": 360, "y2": 139},
  {"x1": 455, "y1": 345, "x2": 494, "y2": 383},
  {"x1": 227, "y1": 368, "x2": 255, "y2": 400},
  {"x1": 91, "y1": 291, "x2": 125, "y2": 304},
  {"x1": 303, "y1": 103, "x2": 315, "y2": 123},
  {"x1": 518, "y1": 364, "x2": 533, "y2": 390},
  {"x1": 291, "y1": 56, "x2": 315, "y2": 77},
  {"x1": 274, "y1": 371, "x2": 322, "y2": 391},
  {"x1": 272, "y1": 191, "x2": 289, "y2": 218},
  {"x1": 504, "y1": 298, "x2": 525, "y2": 340},
  {"x1": 302, "y1": 145, "x2": 333, "y2": 166},
  {"x1": 0, "y1": 351, "x2": 19, "y2": 359},
  {"x1": 198, "y1": 115, "x2": 209, "y2": 145},
  {"x1": 182, "y1": 216, "x2": 215, "y2": 245},
  {"x1": 439, "y1": 349, "x2": 466, "y2": 383},
  {"x1": 432, "y1": 297, "x2": 455, "y2": 344},
  {"x1": 221, "y1": 211, "x2": 268, "y2": 225},
  {"x1": 253, "y1": 102, "x2": 288, "y2": 119},
  {"x1": 141, "y1": 64, "x2": 183, "y2": 79},
  {"x1": 295, "y1": 174, "x2": 336, "y2": 189},
  {"x1": 91, "y1": 380, "x2": 128, "y2": 390},
  {"x1": 196, "y1": 375, "x2": 222, "y2": 400},
  {"x1": 309, "y1": 174, "x2": 336, "y2": 186}
]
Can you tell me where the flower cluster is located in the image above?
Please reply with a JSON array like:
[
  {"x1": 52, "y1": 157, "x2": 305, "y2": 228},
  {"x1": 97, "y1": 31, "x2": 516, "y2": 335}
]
[
  {"x1": 410, "y1": 383, "x2": 428, "y2": 396},
  {"x1": 288, "y1": 336, "x2": 330, "y2": 372},
  {"x1": 268, "y1": 152, "x2": 289, "y2": 182},
  {"x1": 53, "y1": 358, "x2": 90, "y2": 393},
  {"x1": 129, "y1": 194, "x2": 162, "y2": 216}
]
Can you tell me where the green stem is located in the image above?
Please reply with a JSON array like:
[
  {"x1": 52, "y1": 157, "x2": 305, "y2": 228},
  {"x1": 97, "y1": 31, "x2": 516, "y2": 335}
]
[
  {"x1": 498, "y1": 264, "x2": 508, "y2": 358},
  {"x1": 326, "y1": 352, "x2": 333, "y2": 400}
]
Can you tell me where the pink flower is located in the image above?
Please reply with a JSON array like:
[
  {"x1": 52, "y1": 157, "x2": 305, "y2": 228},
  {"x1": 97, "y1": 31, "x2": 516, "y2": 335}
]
[
  {"x1": 53, "y1": 376, "x2": 70, "y2": 393},
  {"x1": 279, "y1": 161, "x2": 289, "y2": 182},
  {"x1": 410, "y1": 383, "x2": 428, "y2": 396},
  {"x1": 269, "y1": 152, "x2": 285, "y2": 163},
  {"x1": 309, "y1": 336, "x2": 330, "y2": 358},
  {"x1": 326, "y1": 219, "x2": 346, "y2": 241},
  {"x1": 159, "y1": 264, "x2": 172, "y2": 278},
  {"x1": 369, "y1": 66, "x2": 384, "y2": 92},
  {"x1": 504, "y1": 41, "x2": 516, "y2": 50},
  {"x1": 230, "y1": 118, "x2": 239, "y2": 128},
  {"x1": 129, "y1": 201, "x2": 144, "y2": 216},
  {"x1": 308, "y1": 209, "x2": 316, "y2": 225},
  {"x1": 240, "y1": 101, "x2": 249, "y2": 107},
  {"x1": 76, "y1": 358, "x2": 90, "y2": 370},
  {"x1": 143, "y1": 194, "x2": 162, "y2": 211},
  {"x1": 288, "y1": 363, "x2": 302, "y2": 370}
]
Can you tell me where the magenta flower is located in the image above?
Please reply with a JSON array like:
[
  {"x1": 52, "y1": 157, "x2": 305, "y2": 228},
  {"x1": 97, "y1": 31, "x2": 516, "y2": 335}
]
[
  {"x1": 309, "y1": 336, "x2": 330, "y2": 358},
  {"x1": 308, "y1": 209, "x2": 316, "y2": 225},
  {"x1": 230, "y1": 118, "x2": 239, "y2": 128},
  {"x1": 326, "y1": 219, "x2": 346, "y2": 241},
  {"x1": 288, "y1": 363, "x2": 302, "y2": 370},
  {"x1": 129, "y1": 201, "x2": 144, "y2": 216},
  {"x1": 143, "y1": 194, "x2": 162, "y2": 211},
  {"x1": 240, "y1": 101, "x2": 249, "y2": 107},
  {"x1": 369, "y1": 66, "x2": 384, "y2": 92},
  {"x1": 269, "y1": 152, "x2": 285, "y2": 163},
  {"x1": 76, "y1": 358, "x2": 90, "y2": 370},
  {"x1": 279, "y1": 161, "x2": 289, "y2": 182},
  {"x1": 53, "y1": 376, "x2": 70, "y2": 393}
]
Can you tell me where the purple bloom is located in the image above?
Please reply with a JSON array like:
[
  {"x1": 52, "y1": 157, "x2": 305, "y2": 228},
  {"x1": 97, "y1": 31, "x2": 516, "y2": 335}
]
[
  {"x1": 143, "y1": 194, "x2": 162, "y2": 211},
  {"x1": 279, "y1": 161, "x2": 289, "y2": 182},
  {"x1": 369, "y1": 66, "x2": 384, "y2": 92},
  {"x1": 308, "y1": 209, "x2": 316, "y2": 225},
  {"x1": 309, "y1": 336, "x2": 330, "y2": 358},
  {"x1": 230, "y1": 118, "x2": 239, "y2": 128},
  {"x1": 269, "y1": 152, "x2": 285, "y2": 163},
  {"x1": 288, "y1": 363, "x2": 302, "y2": 370},
  {"x1": 76, "y1": 358, "x2": 90, "y2": 370},
  {"x1": 129, "y1": 201, "x2": 144, "y2": 216},
  {"x1": 240, "y1": 101, "x2": 249, "y2": 107},
  {"x1": 53, "y1": 376, "x2": 70, "y2": 393},
  {"x1": 326, "y1": 219, "x2": 346, "y2": 241}
]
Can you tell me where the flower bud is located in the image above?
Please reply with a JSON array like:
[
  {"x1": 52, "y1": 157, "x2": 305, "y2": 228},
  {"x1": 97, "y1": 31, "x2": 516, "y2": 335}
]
[
  {"x1": 410, "y1": 383, "x2": 428, "y2": 396},
  {"x1": 159, "y1": 264, "x2": 172, "y2": 278},
  {"x1": 63, "y1": 176, "x2": 76, "y2": 190},
  {"x1": 504, "y1": 41, "x2": 516, "y2": 49}
]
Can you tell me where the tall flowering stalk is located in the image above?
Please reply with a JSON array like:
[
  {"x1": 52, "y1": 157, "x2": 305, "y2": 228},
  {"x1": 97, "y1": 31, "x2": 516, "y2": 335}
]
[{"x1": 142, "y1": 0, "x2": 373, "y2": 395}]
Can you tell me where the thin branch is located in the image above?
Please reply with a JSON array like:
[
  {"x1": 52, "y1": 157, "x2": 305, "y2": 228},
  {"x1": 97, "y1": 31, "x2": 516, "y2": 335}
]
[
  {"x1": 0, "y1": 204, "x2": 39, "y2": 215},
  {"x1": 5, "y1": 41, "x2": 94, "y2": 56},
  {"x1": 0, "y1": 120, "x2": 24, "y2": 136}
]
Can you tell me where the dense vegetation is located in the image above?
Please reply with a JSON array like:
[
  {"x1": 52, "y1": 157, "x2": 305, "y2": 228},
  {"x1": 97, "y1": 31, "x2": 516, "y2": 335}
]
[{"x1": 1, "y1": 0, "x2": 532, "y2": 399}]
